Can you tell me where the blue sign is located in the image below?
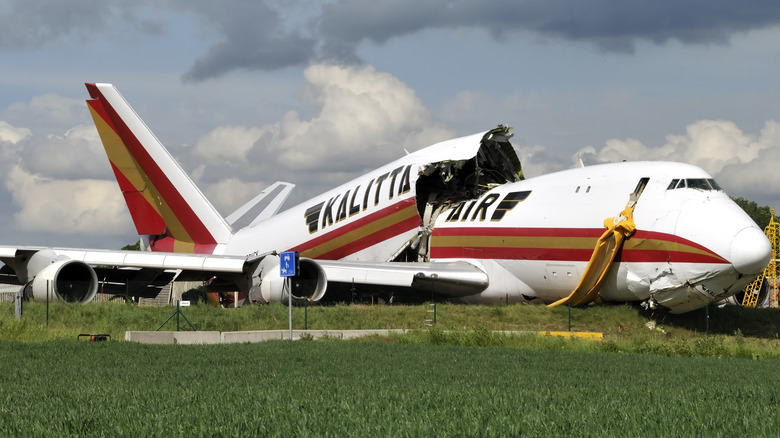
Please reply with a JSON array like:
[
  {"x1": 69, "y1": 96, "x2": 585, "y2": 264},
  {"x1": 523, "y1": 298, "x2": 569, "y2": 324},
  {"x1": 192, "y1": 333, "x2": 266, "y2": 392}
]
[{"x1": 280, "y1": 251, "x2": 299, "y2": 277}]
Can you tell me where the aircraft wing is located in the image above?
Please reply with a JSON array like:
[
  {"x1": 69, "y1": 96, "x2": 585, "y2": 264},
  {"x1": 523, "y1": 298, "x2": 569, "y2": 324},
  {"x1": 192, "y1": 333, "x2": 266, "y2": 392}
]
[
  {"x1": 0, "y1": 244, "x2": 489, "y2": 304},
  {"x1": 0, "y1": 245, "x2": 251, "y2": 303},
  {"x1": 0, "y1": 246, "x2": 247, "y2": 273}
]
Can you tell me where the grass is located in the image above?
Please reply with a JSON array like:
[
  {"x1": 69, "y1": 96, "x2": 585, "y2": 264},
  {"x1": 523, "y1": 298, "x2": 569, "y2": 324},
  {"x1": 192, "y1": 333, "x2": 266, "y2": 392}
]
[
  {"x1": 1, "y1": 300, "x2": 779, "y2": 359},
  {"x1": 0, "y1": 341, "x2": 777, "y2": 437},
  {"x1": 1, "y1": 302, "x2": 779, "y2": 436}
]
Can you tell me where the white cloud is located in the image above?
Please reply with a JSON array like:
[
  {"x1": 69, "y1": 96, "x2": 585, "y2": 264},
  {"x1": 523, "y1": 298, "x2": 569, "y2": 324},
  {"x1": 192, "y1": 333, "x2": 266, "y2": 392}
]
[
  {"x1": 4, "y1": 94, "x2": 88, "y2": 130},
  {"x1": 574, "y1": 119, "x2": 780, "y2": 205},
  {"x1": 202, "y1": 178, "x2": 266, "y2": 215},
  {"x1": 4, "y1": 165, "x2": 130, "y2": 235},
  {"x1": 186, "y1": 63, "x2": 457, "y2": 208},
  {"x1": 19, "y1": 124, "x2": 112, "y2": 179},
  {"x1": 193, "y1": 125, "x2": 265, "y2": 161},
  {"x1": 250, "y1": 63, "x2": 455, "y2": 171},
  {"x1": 0, "y1": 121, "x2": 31, "y2": 144},
  {"x1": 576, "y1": 119, "x2": 775, "y2": 173},
  {"x1": 715, "y1": 121, "x2": 780, "y2": 198}
]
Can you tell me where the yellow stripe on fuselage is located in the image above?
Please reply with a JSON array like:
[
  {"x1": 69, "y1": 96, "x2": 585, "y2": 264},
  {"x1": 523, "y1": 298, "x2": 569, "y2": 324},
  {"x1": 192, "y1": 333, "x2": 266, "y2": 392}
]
[
  {"x1": 432, "y1": 235, "x2": 597, "y2": 250},
  {"x1": 301, "y1": 204, "x2": 419, "y2": 258}
]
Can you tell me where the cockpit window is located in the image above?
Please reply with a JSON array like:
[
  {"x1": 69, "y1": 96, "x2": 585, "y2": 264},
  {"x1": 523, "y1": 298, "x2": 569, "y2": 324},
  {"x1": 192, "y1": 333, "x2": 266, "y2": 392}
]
[
  {"x1": 708, "y1": 179, "x2": 722, "y2": 190},
  {"x1": 666, "y1": 178, "x2": 722, "y2": 191}
]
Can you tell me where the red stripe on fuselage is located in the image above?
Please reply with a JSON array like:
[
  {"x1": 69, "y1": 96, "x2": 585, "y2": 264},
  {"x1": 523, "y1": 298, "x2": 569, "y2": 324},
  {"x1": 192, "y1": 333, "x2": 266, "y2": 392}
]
[
  {"x1": 290, "y1": 198, "x2": 422, "y2": 260},
  {"x1": 430, "y1": 227, "x2": 728, "y2": 264}
]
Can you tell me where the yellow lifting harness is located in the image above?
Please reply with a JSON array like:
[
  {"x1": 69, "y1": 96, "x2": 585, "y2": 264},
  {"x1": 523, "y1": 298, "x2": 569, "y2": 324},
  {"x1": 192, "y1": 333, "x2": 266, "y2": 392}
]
[
  {"x1": 548, "y1": 204, "x2": 637, "y2": 308},
  {"x1": 741, "y1": 208, "x2": 777, "y2": 308}
]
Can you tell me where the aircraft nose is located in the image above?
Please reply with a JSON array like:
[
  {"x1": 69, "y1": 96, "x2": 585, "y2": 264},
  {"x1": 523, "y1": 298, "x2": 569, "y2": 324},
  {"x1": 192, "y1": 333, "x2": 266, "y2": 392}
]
[{"x1": 730, "y1": 227, "x2": 771, "y2": 275}]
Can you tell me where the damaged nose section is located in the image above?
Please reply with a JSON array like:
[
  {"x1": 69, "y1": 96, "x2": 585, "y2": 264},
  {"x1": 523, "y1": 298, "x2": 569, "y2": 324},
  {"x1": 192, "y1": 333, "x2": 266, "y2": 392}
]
[{"x1": 730, "y1": 227, "x2": 771, "y2": 275}]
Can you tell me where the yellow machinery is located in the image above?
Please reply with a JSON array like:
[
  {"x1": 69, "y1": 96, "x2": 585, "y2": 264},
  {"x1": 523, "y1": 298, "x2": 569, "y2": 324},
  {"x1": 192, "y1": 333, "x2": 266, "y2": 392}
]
[{"x1": 741, "y1": 208, "x2": 779, "y2": 308}]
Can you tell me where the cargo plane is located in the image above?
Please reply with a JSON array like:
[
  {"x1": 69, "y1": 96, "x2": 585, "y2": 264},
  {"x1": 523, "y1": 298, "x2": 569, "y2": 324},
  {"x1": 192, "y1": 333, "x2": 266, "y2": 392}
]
[{"x1": 0, "y1": 84, "x2": 771, "y2": 313}]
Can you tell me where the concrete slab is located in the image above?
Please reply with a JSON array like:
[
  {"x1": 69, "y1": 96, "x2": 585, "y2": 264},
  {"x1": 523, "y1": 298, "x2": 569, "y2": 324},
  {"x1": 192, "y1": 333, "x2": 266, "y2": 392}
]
[
  {"x1": 126, "y1": 328, "x2": 409, "y2": 344},
  {"x1": 172, "y1": 331, "x2": 221, "y2": 345},
  {"x1": 339, "y1": 329, "x2": 406, "y2": 339},
  {"x1": 125, "y1": 331, "x2": 175, "y2": 344},
  {"x1": 221, "y1": 330, "x2": 286, "y2": 343}
]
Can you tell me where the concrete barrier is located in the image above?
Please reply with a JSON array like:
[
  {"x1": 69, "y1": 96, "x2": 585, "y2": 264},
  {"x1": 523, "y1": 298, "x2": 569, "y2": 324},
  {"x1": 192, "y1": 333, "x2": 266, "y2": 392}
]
[
  {"x1": 173, "y1": 331, "x2": 221, "y2": 345},
  {"x1": 127, "y1": 329, "x2": 410, "y2": 344},
  {"x1": 221, "y1": 330, "x2": 287, "y2": 343},
  {"x1": 127, "y1": 329, "x2": 615, "y2": 345},
  {"x1": 125, "y1": 331, "x2": 221, "y2": 344},
  {"x1": 125, "y1": 331, "x2": 175, "y2": 344}
]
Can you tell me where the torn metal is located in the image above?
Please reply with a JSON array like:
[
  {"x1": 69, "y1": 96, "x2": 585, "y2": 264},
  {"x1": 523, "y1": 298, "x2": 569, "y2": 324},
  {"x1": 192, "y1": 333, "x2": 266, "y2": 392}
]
[{"x1": 394, "y1": 125, "x2": 524, "y2": 262}]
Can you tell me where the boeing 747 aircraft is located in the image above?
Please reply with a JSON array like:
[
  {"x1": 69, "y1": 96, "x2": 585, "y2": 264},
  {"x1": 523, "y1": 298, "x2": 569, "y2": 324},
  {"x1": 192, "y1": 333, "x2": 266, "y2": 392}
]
[{"x1": 0, "y1": 84, "x2": 771, "y2": 313}]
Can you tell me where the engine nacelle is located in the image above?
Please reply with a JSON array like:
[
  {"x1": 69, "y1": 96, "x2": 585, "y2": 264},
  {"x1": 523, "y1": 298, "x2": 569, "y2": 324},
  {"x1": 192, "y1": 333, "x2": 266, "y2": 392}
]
[
  {"x1": 248, "y1": 256, "x2": 327, "y2": 304},
  {"x1": 24, "y1": 258, "x2": 98, "y2": 304}
]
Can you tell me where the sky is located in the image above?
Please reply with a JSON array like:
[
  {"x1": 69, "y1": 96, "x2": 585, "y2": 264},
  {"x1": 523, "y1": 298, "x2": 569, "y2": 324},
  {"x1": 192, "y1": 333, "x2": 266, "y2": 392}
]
[{"x1": 0, "y1": 0, "x2": 779, "y2": 250}]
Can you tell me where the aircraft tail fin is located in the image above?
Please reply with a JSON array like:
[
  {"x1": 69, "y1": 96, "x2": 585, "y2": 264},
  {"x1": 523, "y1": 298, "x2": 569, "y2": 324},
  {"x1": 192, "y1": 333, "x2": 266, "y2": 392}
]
[{"x1": 85, "y1": 83, "x2": 232, "y2": 253}]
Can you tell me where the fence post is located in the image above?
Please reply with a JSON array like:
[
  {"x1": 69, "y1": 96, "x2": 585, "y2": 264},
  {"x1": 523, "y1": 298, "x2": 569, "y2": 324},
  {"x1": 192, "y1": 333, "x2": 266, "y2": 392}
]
[
  {"x1": 46, "y1": 280, "x2": 50, "y2": 326},
  {"x1": 15, "y1": 290, "x2": 22, "y2": 319}
]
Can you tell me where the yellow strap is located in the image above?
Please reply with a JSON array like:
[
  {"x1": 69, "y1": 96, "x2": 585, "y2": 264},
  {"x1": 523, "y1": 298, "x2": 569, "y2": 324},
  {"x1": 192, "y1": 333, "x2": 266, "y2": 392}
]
[{"x1": 548, "y1": 205, "x2": 636, "y2": 308}]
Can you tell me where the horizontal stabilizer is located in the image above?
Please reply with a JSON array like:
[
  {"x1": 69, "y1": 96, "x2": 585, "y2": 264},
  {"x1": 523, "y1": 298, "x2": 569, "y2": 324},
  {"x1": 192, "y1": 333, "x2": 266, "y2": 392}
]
[{"x1": 226, "y1": 182, "x2": 295, "y2": 230}]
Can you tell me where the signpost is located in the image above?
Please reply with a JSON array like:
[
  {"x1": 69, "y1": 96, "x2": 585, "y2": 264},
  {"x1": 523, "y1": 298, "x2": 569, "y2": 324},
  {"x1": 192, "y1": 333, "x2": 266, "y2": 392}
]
[{"x1": 280, "y1": 251, "x2": 299, "y2": 340}]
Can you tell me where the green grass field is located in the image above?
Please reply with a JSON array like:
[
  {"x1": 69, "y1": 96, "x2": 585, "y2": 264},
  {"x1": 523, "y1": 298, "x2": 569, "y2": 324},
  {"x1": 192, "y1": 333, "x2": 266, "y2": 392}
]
[
  {"x1": 1, "y1": 300, "x2": 779, "y2": 359},
  {"x1": 1, "y1": 302, "x2": 779, "y2": 435},
  {"x1": 0, "y1": 341, "x2": 778, "y2": 437}
]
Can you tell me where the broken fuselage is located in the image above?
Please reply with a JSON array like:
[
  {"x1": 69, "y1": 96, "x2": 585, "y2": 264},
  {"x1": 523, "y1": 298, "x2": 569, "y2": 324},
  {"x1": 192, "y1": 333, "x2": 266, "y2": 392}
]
[{"x1": 215, "y1": 126, "x2": 770, "y2": 313}]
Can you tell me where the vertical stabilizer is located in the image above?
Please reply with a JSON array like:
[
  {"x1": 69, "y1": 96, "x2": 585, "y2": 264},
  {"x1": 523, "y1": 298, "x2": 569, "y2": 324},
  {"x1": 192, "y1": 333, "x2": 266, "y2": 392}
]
[{"x1": 85, "y1": 83, "x2": 232, "y2": 253}]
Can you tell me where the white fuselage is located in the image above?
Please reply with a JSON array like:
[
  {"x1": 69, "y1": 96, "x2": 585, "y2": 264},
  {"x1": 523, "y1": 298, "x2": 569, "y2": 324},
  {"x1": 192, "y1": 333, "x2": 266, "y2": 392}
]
[{"x1": 429, "y1": 162, "x2": 767, "y2": 313}]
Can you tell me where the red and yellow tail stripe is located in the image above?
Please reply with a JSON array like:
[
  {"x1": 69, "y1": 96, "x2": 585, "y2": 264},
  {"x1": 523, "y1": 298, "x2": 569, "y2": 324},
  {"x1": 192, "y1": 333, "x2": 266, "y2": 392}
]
[{"x1": 85, "y1": 83, "x2": 221, "y2": 253}]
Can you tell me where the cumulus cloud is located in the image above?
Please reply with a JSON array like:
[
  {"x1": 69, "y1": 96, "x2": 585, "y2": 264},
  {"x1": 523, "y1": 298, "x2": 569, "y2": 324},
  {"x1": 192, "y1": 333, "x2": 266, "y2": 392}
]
[
  {"x1": 716, "y1": 121, "x2": 780, "y2": 198},
  {"x1": 190, "y1": 63, "x2": 455, "y2": 205},
  {"x1": 0, "y1": 112, "x2": 125, "y2": 236},
  {"x1": 575, "y1": 119, "x2": 780, "y2": 204},
  {"x1": 192, "y1": 125, "x2": 264, "y2": 161},
  {"x1": 258, "y1": 63, "x2": 454, "y2": 168},
  {"x1": 18, "y1": 125, "x2": 112, "y2": 180},
  {"x1": 576, "y1": 120, "x2": 772, "y2": 172},
  {"x1": 202, "y1": 178, "x2": 267, "y2": 215},
  {"x1": 2, "y1": 93, "x2": 92, "y2": 135},
  {"x1": 0, "y1": 121, "x2": 31, "y2": 144},
  {"x1": 0, "y1": 64, "x2": 456, "y2": 235},
  {"x1": 4, "y1": 165, "x2": 130, "y2": 235}
]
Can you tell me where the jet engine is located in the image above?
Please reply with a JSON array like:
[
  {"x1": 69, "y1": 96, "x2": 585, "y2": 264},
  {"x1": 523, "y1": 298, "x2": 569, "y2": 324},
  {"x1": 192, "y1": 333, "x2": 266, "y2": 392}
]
[
  {"x1": 21, "y1": 250, "x2": 98, "y2": 303},
  {"x1": 247, "y1": 255, "x2": 327, "y2": 304}
]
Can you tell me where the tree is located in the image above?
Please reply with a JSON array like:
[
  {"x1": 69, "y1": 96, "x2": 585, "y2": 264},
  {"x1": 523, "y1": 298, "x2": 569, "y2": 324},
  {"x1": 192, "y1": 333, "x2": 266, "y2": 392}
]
[{"x1": 121, "y1": 241, "x2": 141, "y2": 251}]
